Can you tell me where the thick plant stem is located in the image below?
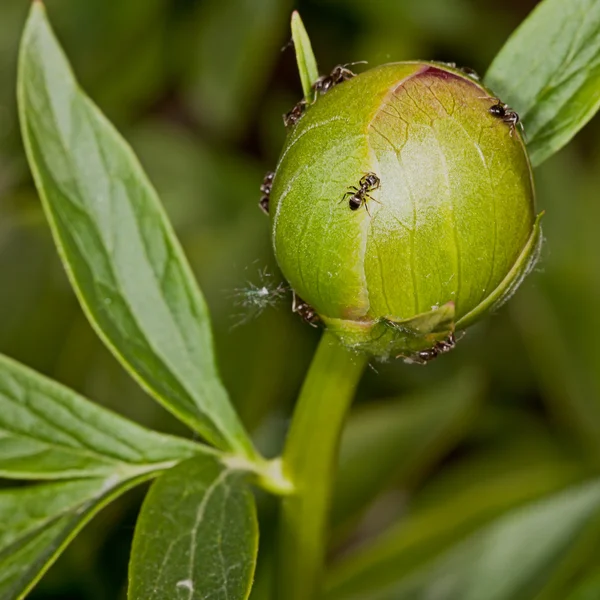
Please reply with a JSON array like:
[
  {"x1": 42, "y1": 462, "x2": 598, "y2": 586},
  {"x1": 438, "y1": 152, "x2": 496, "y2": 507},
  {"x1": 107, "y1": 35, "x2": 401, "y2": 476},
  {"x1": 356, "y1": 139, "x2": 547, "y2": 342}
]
[{"x1": 278, "y1": 330, "x2": 368, "y2": 600}]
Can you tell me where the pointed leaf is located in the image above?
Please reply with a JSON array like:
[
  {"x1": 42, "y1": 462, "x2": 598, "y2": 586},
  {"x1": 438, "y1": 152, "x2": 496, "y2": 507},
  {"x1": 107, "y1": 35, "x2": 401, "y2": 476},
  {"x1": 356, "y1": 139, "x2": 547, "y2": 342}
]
[
  {"x1": 291, "y1": 11, "x2": 319, "y2": 100},
  {"x1": 0, "y1": 353, "x2": 207, "y2": 479},
  {"x1": 485, "y1": 0, "x2": 600, "y2": 167},
  {"x1": 325, "y1": 464, "x2": 582, "y2": 599},
  {"x1": 0, "y1": 474, "x2": 152, "y2": 600},
  {"x1": 373, "y1": 480, "x2": 600, "y2": 600},
  {"x1": 17, "y1": 2, "x2": 254, "y2": 457},
  {"x1": 567, "y1": 570, "x2": 600, "y2": 600},
  {"x1": 128, "y1": 455, "x2": 258, "y2": 600}
]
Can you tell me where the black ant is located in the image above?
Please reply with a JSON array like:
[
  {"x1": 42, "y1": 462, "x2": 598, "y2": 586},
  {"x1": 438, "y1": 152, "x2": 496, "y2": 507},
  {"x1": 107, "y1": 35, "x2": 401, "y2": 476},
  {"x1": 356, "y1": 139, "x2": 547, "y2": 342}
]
[
  {"x1": 283, "y1": 99, "x2": 308, "y2": 128},
  {"x1": 460, "y1": 66, "x2": 480, "y2": 80},
  {"x1": 258, "y1": 171, "x2": 274, "y2": 215},
  {"x1": 292, "y1": 292, "x2": 320, "y2": 327},
  {"x1": 399, "y1": 332, "x2": 457, "y2": 364},
  {"x1": 312, "y1": 61, "x2": 366, "y2": 96},
  {"x1": 482, "y1": 97, "x2": 523, "y2": 137},
  {"x1": 341, "y1": 172, "x2": 381, "y2": 215},
  {"x1": 439, "y1": 62, "x2": 480, "y2": 80},
  {"x1": 283, "y1": 62, "x2": 366, "y2": 129}
]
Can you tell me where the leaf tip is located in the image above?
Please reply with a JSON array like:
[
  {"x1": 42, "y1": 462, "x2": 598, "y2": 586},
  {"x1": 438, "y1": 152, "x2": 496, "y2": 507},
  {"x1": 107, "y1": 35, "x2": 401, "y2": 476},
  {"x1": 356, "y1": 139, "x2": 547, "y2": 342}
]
[
  {"x1": 291, "y1": 10, "x2": 308, "y2": 38},
  {"x1": 26, "y1": 0, "x2": 47, "y2": 27}
]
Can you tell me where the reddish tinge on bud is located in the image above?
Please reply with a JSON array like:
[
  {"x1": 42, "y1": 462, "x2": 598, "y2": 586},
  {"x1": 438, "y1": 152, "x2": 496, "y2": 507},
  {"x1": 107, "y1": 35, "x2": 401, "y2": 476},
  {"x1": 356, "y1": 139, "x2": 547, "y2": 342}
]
[{"x1": 270, "y1": 62, "x2": 541, "y2": 360}]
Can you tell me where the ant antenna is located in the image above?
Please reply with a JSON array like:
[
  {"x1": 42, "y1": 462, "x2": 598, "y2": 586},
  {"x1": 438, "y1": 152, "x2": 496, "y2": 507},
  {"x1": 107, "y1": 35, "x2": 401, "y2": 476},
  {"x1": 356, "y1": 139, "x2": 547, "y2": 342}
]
[{"x1": 281, "y1": 38, "x2": 294, "y2": 53}]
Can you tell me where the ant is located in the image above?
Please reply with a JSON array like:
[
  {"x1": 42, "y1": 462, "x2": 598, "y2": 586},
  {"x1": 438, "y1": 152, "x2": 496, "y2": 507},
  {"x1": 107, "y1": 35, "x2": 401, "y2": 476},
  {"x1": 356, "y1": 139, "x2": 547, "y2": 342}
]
[
  {"x1": 399, "y1": 332, "x2": 457, "y2": 365},
  {"x1": 439, "y1": 62, "x2": 480, "y2": 80},
  {"x1": 460, "y1": 66, "x2": 480, "y2": 80},
  {"x1": 283, "y1": 99, "x2": 308, "y2": 128},
  {"x1": 341, "y1": 172, "x2": 381, "y2": 215},
  {"x1": 283, "y1": 62, "x2": 366, "y2": 128},
  {"x1": 482, "y1": 97, "x2": 523, "y2": 137},
  {"x1": 312, "y1": 61, "x2": 366, "y2": 96},
  {"x1": 292, "y1": 291, "x2": 320, "y2": 327},
  {"x1": 259, "y1": 171, "x2": 274, "y2": 215}
]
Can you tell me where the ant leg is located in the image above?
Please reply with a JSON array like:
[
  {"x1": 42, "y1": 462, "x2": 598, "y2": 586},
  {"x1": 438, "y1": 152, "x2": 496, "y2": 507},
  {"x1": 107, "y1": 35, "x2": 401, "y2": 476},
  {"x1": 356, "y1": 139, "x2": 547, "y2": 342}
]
[
  {"x1": 343, "y1": 60, "x2": 368, "y2": 68},
  {"x1": 478, "y1": 95, "x2": 501, "y2": 103},
  {"x1": 396, "y1": 352, "x2": 427, "y2": 365},
  {"x1": 505, "y1": 117, "x2": 519, "y2": 137},
  {"x1": 340, "y1": 186, "x2": 360, "y2": 203},
  {"x1": 365, "y1": 193, "x2": 383, "y2": 205}
]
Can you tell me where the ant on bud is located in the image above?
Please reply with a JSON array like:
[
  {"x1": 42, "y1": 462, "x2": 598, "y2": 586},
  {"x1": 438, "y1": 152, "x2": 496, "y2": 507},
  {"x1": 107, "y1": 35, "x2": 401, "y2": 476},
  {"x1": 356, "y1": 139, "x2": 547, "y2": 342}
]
[
  {"x1": 283, "y1": 99, "x2": 308, "y2": 128},
  {"x1": 283, "y1": 62, "x2": 367, "y2": 129},
  {"x1": 438, "y1": 61, "x2": 480, "y2": 80},
  {"x1": 399, "y1": 332, "x2": 459, "y2": 365},
  {"x1": 259, "y1": 171, "x2": 274, "y2": 215},
  {"x1": 292, "y1": 291, "x2": 320, "y2": 327},
  {"x1": 312, "y1": 61, "x2": 367, "y2": 96},
  {"x1": 481, "y1": 96, "x2": 524, "y2": 137},
  {"x1": 341, "y1": 172, "x2": 381, "y2": 215}
]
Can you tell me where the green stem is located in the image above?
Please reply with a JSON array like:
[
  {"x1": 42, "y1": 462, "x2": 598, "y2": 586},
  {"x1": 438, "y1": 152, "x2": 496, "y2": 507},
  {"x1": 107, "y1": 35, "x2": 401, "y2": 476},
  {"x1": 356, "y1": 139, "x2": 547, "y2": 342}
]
[{"x1": 278, "y1": 330, "x2": 368, "y2": 600}]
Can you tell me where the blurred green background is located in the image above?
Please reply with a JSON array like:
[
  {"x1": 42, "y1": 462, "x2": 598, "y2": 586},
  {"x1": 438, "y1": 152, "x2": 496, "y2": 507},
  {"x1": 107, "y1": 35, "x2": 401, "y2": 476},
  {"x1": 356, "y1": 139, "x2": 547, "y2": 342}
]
[{"x1": 2, "y1": 0, "x2": 600, "y2": 598}]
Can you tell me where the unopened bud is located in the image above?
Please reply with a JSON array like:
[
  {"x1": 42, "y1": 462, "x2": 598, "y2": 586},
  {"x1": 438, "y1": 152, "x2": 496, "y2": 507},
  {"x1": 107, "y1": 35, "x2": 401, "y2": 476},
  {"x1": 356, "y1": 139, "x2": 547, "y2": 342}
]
[{"x1": 270, "y1": 62, "x2": 541, "y2": 359}]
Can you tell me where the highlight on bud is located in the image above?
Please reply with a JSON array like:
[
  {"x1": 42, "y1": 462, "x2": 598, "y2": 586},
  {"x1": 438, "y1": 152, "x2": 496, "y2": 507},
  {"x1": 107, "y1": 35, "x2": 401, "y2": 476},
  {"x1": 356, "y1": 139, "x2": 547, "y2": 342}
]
[{"x1": 270, "y1": 62, "x2": 542, "y2": 360}]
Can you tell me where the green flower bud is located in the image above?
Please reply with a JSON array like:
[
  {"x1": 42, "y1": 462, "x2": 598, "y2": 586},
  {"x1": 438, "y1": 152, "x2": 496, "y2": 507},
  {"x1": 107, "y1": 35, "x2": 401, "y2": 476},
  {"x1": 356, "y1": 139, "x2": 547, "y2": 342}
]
[{"x1": 270, "y1": 62, "x2": 542, "y2": 359}]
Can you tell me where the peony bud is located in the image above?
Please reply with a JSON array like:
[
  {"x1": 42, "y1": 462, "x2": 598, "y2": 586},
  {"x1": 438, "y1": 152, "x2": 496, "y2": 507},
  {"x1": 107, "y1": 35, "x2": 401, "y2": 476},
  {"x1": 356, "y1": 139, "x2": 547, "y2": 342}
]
[{"x1": 270, "y1": 62, "x2": 542, "y2": 360}]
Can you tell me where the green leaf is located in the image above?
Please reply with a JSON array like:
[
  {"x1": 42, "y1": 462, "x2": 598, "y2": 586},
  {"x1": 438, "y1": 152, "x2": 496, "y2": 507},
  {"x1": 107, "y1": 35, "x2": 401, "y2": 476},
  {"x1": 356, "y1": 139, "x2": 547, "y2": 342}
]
[
  {"x1": 412, "y1": 404, "x2": 580, "y2": 513},
  {"x1": 291, "y1": 11, "x2": 319, "y2": 100},
  {"x1": 485, "y1": 0, "x2": 600, "y2": 167},
  {"x1": 0, "y1": 353, "x2": 207, "y2": 479},
  {"x1": 325, "y1": 463, "x2": 582, "y2": 600},
  {"x1": 248, "y1": 531, "x2": 276, "y2": 600},
  {"x1": 567, "y1": 570, "x2": 600, "y2": 600},
  {"x1": 332, "y1": 370, "x2": 482, "y2": 533},
  {"x1": 128, "y1": 455, "x2": 258, "y2": 600},
  {"x1": 0, "y1": 474, "x2": 152, "y2": 600},
  {"x1": 366, "y1": 480, "x2": 600, "y2": 600},
  {"x1": 17, "y1": 2, "x2": 255, "y2": 458}
]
